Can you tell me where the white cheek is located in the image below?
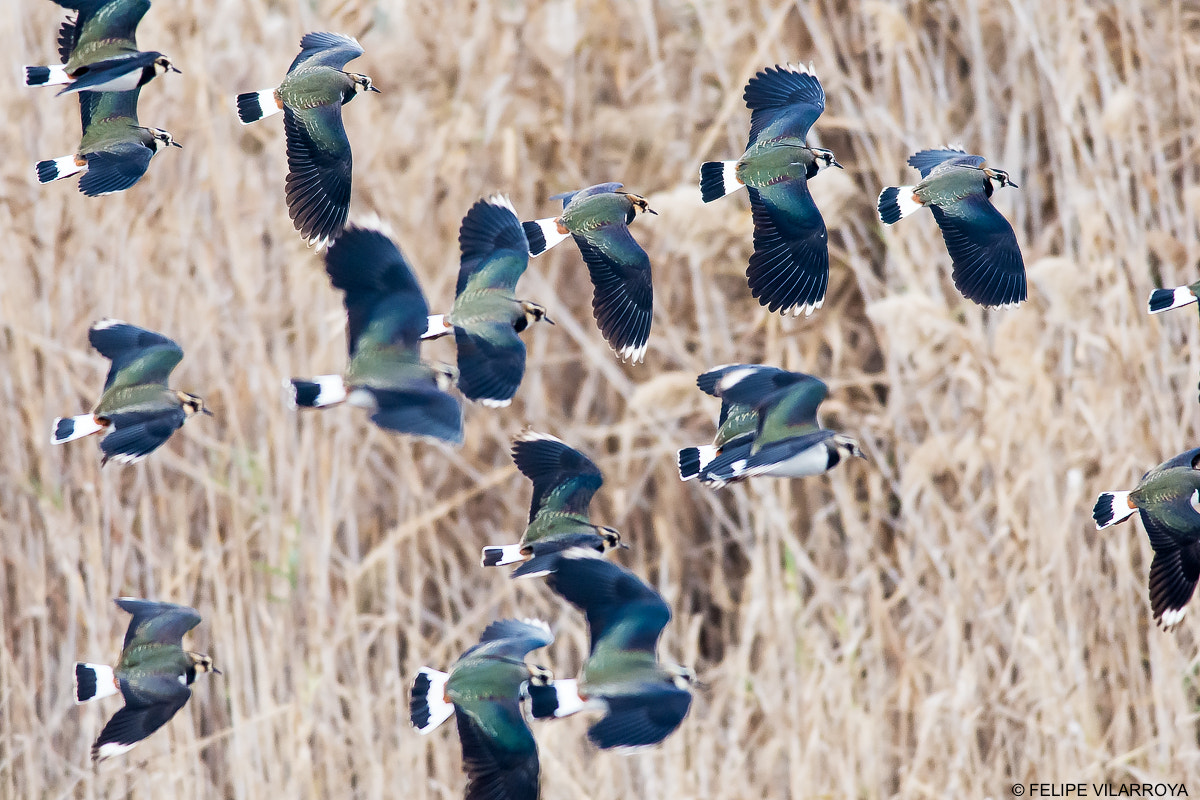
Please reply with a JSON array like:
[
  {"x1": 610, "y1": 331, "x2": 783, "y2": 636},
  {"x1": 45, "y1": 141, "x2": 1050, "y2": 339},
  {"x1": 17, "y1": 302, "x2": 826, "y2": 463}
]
[{"x1": 178, "y1": 675, "x2": 188, "y2": 686}]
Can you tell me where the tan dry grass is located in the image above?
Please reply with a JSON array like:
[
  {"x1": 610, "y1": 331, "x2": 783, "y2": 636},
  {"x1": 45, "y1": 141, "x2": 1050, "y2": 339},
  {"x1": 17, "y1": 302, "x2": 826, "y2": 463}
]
[{"x1": 2, "y1": 0, "x2": 1200, "y2": 797}]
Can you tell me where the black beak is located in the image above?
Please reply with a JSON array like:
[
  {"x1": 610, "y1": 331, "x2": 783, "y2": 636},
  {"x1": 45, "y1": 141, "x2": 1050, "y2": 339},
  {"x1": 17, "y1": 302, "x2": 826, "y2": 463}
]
[
  {"x1": 831, "y1": 159, "x2": 845, "y2": 170},
  {"x1": 544, "y1": 315, "x2": 556, "y2": 326},
  {"x1": 170, "y1": 65, "x2": 182, "y2": 74},
  {"x1": 618, "y1": 542, "x2": 631, "y2": 550},
  {"x1": 1007, "y1": 179, "x2": 1019, "y2": 188},
  {"x1": 369, "y1": 85, "x2": 381, "y2": 93},
  {"x1": 171, "y1": 141, "x2": 183, "y2": 149},
  {"x1": 201, "y1": 407, "x2": 213, "y2": 417},
  {"x1": 646, "y1": 207, "x2": 658, "y2": 216}
]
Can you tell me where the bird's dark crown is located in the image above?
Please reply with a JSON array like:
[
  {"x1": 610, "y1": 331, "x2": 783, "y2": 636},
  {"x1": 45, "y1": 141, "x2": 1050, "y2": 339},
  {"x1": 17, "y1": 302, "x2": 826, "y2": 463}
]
[
  {"x1": 347, "y1": 73, "x2": 381, "y2": 95},
  {"x1": 594, "y1": 525, "x2": 627, "y2": 551},
  {"x1": 620, "y1": 193, "x2": 657, "y2": 223},
  {"x1": 516, "y1": 301, "x2": 554, "y2": 332},
  {"x1": 985, "y1": 167, "x2": 1017, "y2": 189},
  {"x1": 148, "y1": 128, "x2": 182, "y2": 151},
  {"x1": 187, "y1": 651, "x2": 220, "y2": 676},
  {"x1": 177, "y1": 391, "x2": 211, "y2": 417},
  {"x1": 152, "y1": 55, "x2": 180, "y2": 76}
]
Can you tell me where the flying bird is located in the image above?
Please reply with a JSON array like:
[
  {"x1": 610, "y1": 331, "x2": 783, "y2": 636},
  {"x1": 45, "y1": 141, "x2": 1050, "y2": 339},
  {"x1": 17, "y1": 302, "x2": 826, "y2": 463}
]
[
  {"x1": 288, "y1": 220, "x2": 463, "y2": 444},
  {"x1": 36, "y1": 87, "x2": 181, "y2": 196},
  {"x1": 25, "y1": 0, "x2": 179, "y2": 95},
  {"x1": 74, "y1": 598, "x2": 219, "y2": 761},
  {"x1": 878, "y1": 147, "x2": 1025, "y2": 307},
  {"x1": 1094, "y1": 447, "x2": 1200, "y2": 630},
  {"x1": 52, "y1": 320, "x2": 210, "y2": 465},
  {"x1": 236, "y1": 32, "x2": 380, "y2": 248},
  {"x1": 698, "y1": 368, "x2": 863, "y2": 488},
  {"x1": 677, "y1": 363, "x2": 794, "y2": 481},
  {"x1": 481, "y1": 431, "x2": 625, "y2": 577},
  {"x1": 411, "y1": 619, "x2": 554, "y2": 800},
  {"x1": 422, "y1": 196, "x2": 553, "y2": 407},
  {"x1": 699, "y1": 63, "x2": 843, "y2": 316},
  {"x1": 527, "y1": 552, "x2": 695, "y2": 749},
  {"x1": 522, "y1": 183, "x2": 656, "y2": 363}
]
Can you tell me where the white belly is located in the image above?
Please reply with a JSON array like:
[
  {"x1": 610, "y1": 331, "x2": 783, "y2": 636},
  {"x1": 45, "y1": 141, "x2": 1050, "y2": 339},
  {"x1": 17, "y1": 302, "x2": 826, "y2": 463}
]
[{"x1": 755, "y1": 444, "x2": 828, "y2": 477}]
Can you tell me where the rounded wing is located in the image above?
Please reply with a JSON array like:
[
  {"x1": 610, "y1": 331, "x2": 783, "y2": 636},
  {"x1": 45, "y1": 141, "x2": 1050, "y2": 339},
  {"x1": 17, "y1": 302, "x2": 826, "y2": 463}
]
[
  {"x1": 64, "y1": 0, "x2": 151, "y2": 67},
  {"x1": 324, "y1": 224, "x2": 428, "y2": 355},
  {"x1": 929, "y1": 198, "x2": 1026, "y2": 307},
  {"x1": 573, "y1": 227, "x2": 653, "y2": 362},
  {"x1": 907, "y1": 148, "x2": 985, "y2": 179},
  {"x1": 744, "y1": 63, "x2": 825, "y2": 148},
  {"x1": 115, "y1": 598, "x2": 202, "y2": 650},
  {"x1": 88, "y1": 320, "x2": 183, "y2": 391},
  {"x1": 551, "y1": 182, "x2": 624, "y2": 209},
  {"x1": 745, "y1": 182, "x2": 828, "y2": 315},
  {"x1": 79, "y1": 86, "x2": 141, "y2": 132},
  {"x1": 284, "y1": 105, "x2": 352, "y2": 248},
  {"x1": 543, "y1": 554, "x2": 670, "y2": 656},
  {"x1": 92, "y1": 678, "x2": 190, "y2": 761},
  {"x1": 80, "y1": 140, "x2": 153, "y2": 196},
  {"x1": 453, "y1": 323, "x2": 526, "y2": 406},
  {"x1": 454, "y1": 704, "x2": 540, "y2": 800},
  {"x1": 585, "y1": 685, "x2": 692, "y2": 750},
  {"x1": 98, "y1": 407, "x2": 187, "y2": 464},
  {"x1": 512, "y1": 432, "x2": 604, "y2": 524},
  {"x1": 455, "y1": 195, "x2": 530, "y2": 297},
  {"x1": 462, "y1": 619, "x2": 554, "y2": 661},
  {"x1": 752, "y1": 375, "x2": 830, "y2": 447},
  {"x1": 287, "y1": 31, "x2": 364, "y2": 72}
]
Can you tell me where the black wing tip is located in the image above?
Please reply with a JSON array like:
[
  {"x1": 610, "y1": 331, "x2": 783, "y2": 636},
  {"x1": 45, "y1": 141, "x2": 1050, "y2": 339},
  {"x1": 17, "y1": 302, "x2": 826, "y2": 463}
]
[
  {"x1": 1149, "y1": 549, "x2": 1199, "y2": 632},
  {"x1": 952, "y1": 263, "x2": 1028, "y2": 307},
  {"x1": 461, "y1": 195, "x2": 525, "y2": 257},
  {"x1": 743, "y1": 62, "x2": 822, "y2": 111}
]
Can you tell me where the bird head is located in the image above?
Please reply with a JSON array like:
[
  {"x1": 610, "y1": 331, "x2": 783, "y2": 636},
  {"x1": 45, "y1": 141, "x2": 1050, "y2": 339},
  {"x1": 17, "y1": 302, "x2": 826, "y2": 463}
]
[
  {"x1": 177, "y1": 392, "x2": 212, "y2": 417},
  {"x1": 188, "y1": 652, "x2": 221, "y2": 677},
  {"x1": 527, "y1": 664, "x2": 554, "y2": 686},
  {"x1": 666, "y1": 663, "x2": 698, "y2": 690},
  {"x1": 348, "y1": 73, "x2": 381, "y2": 96},
  {"x1": 595, "y1": 525, "x2": 629, "y2": 552},
  {"x1": 832, "y1": 434, "x2": 866, "y2": 462},
  {"x1": 985, "y1": 167, "x2": 1017, "y2": 189},
  {"x1": 432, "y1": 363, "x2": 459, "y2": 391},
  {"x1": 153, "y1": 55, "x2": 181, "y2": 76},
  {"x1": 810, "y1": 146, "x2": 843, "y2": 172},
  {"x1": 148, "y1": 128, "x2": 183, "y2": 151},
  {"x1": 515, "y1": 301, "x2": 554, "y2": 332},
  {"x1": 621, "y1": 193, "x2": 657, "y2": 224}
]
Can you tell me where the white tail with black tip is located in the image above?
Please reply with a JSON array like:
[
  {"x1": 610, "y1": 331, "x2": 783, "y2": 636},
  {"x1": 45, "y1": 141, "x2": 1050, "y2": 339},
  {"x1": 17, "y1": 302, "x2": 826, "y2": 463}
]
[
  {"x1": 287, "y1": 375, "x2": 347, "y2": 408},
  {"x1": 51, "y1": 415, "x2": 104, "y2": 445},
  {"x1": 1148, "y1": 286, "x2": 1198, "y2": 314},
  {"x1": 678, "y1": 445, "x2": 718, "y2": 481},
  {"x1": 236, "y1": 90, "x2": 282, "y2": 124},
  {"x1": 36, "y1": 156, "x2": 86, "y2": 184},
  {"x1": 877, "y1": 186, "x2": 922, "y2": 224},
  {"x1": 410, "y1": 668, "x2": 454, "y2": 733},
  {"x1": 1093, "y1": 491, "x2": 1136, "y2": 529},
  {"x1": 74, "y1": 663, "x2": 118, "y2": 704},
  {"x1": 521, "y1": 218, "x2": 570, "y2": 256},
  {"x1": 481, "y1": 544, "x2": 525, "y2": 568},
  {"x1": 25, "y1": 64, "x2": 70, "y2": 87},
  {"x1": 699, "y1": 161, "x2": 742, "y2": 203}
]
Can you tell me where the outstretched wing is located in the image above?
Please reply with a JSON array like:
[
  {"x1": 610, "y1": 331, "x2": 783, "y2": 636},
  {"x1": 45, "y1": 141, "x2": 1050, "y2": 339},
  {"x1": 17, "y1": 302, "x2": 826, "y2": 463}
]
[
  {"x1": 288, "y1": 31, "x2": 364, "y2": 72},
  {"x1": 512, "y1": 432, "x2": 604, "y2": 524},
  {"x1": 544, "y1": 554, "x2": 670, "y2": 656},
  {"x1": 453, "y1": 705, "x2": 540, "y2": 800},
  {"x1": 573, "y1": 227, "x2": 653, "y2": 362},
  {"x1": 929, "y1": 198, "x2": 1026, "y2": 307},
  {"x1": 88, "y1": 320, "x2": 183, "y2": 391},
  {"x1": 455, "y1": 195, "x2": 529, "y2": 296},
  {"x1": 753, "y1": 376, "x2": 830, "y2": 447},
  {"x1": 745, "y1": 182, "x2": 828, "y2": 316},
  {"x1": 80, "y1": 86, "x2": 140, "y2": 132},
  {"x1": 744, "y1": 63, "x2": 826, "y2": 147},
  {"x1": 453, "y1": 323, "x2": 526, "y2": 407},
  {"x1": 115, "y1": 598, "x2": 202, "y2": 650},
  {"x1": 907, "y1": 148, "x2": 983, "y2": 179},
  {"x1": 284, "y1": 105, "x2": 352, "y2": 248},
  {"x1": 92, "y1": 681, "x2": 190, "y2": 761}
]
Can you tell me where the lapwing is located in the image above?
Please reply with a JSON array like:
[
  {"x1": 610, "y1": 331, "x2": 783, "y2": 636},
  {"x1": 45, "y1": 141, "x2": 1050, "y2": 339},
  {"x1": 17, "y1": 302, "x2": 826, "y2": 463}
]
[
  {"x1": 36, "y1": 87, "x2": 181, "y2": 196},
  {"x1": 878, "y1": 148, "x2": 1025, "y2": 307},
  {"x1": 699, "y1": 63, "x2": 843, "y2": 316},
  {"x1": 25, "y1": 0, "x2": 179, "y2": 95},
  {"x1": 521, "y1": 183, "x2": 656, "y2": 363},
  {"x1": 699, "y1": 368, "x2": 863, "y2": 488},
  {"x1": 422, "y1": 196, "x2": 553, "y2": 407},
  {"x1": 678, "y1": 363, "x2": 793, "y2": 481},
  {"x1": 1094, "y1": 447, "x2": 1200, "y2": 630},
  {"x1": 236, "y1": 32, "x2": 380, "y2": 248},
  {"x1": 526, "y1": 552, "x2": 694, "y2": 749},
  {"x1": 288, "y1": 220, "x2": 463, "y2": 444},
  {"x1": 482, "y1": 431, "x2": 626, "y2": 578},
  {"x1": 410, "y1": 618, "x2": 554, "y2": 800},
  {"x1": 74, "y1": 598, "x2": 218, "y2": 761},
  {"x1": 52, "y1": 320, "x2": 210, "y2": 465}
]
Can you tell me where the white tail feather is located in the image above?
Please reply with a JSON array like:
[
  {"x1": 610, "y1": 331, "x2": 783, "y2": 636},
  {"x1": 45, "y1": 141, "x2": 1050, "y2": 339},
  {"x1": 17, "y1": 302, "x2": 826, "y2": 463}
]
[
  {"x1": 527, "y1": 218, "x2": 571, "y2": 255},
  {"x1": 422, "y1": 314, "x2": 453, "y2": 339},
  {"x1": 412, "y1": 668, "x2": 454, "y2": 733},
  {"x1": 52, "y1": 414, "x2": 104, "y2": 445},
  {"x1": 548, "y1": 679, "x2": 587, "y2": 717},
  {"x1": 37, "y1": 155, "x2": 86, "y2": 184},
  {"x1": 1095, "y1": 491, "x2": 1136, "y2": 529},
  {"x1": 25, "y1": 64, "x2": 70, "y2": 86},
  {"x1": 481, "y1": 544, "x2": 525, "y2": 567},
  {"x1": 237, "y1": 90, "x2": 282, "y2": 124}
]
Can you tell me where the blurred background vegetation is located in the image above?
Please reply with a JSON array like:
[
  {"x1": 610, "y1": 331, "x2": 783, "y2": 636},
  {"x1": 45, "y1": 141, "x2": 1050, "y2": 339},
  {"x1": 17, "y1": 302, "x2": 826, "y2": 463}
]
[{"x1": 3, "y1": 0, "x2": 1200, "y2": 797}]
